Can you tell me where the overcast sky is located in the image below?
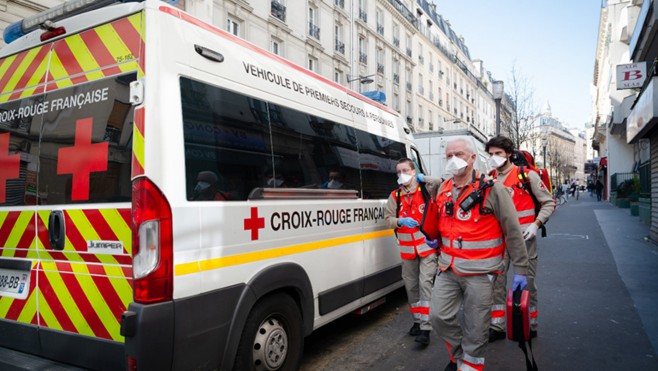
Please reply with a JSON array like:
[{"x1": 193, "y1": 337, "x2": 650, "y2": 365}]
[{"x1": 435, "y1": 0, "x2": 602, "y2": 129}]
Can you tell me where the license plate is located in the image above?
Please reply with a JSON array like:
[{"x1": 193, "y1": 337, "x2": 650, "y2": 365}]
[{"x1": 0, "y1": 268, "x2": 30, "y2": 300}]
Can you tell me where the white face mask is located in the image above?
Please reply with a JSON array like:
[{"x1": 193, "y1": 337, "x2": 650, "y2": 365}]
[
  {"x1": 327, "y1": 180, "x2": 343, "y2": 189},
  {"x1": 445, "y1": 156, "x2": 468, "y2": 176},
  {"x1": 487, "y1": 155, "x2": 507, "y2": 170},
  {"x1": 194, "y1": 181, "x2": 211, "y2": 193},
  {"x1": 397, "y1": 173, "x2": 414, "y2": 185}
]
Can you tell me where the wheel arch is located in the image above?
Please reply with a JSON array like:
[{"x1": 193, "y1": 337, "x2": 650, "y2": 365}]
[{"x1": 221, "y1": 262, "x2": 314, "y2": 370}]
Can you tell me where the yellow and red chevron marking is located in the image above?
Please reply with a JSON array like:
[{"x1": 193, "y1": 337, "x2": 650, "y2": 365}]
[
  {"x1": 0, "y1": 45, "x2": 49, "y2": 102},
  {"x1": 0, "y1": 12, "x2": 145, "y2": 103},
  {"x1": 36, "y1": 208, "x2": 132, "y2": 266},
  {"x1": 0, "y1": 261, "x2": 39, "y2": 325},
  {"x1": 132, "y1": 107, "x2": 145, "y2": 178},
  {"x1": 0, "y1": 211, "x2": 38, "y2": 259},
  {"x1": 37, "y1": 260, "x2": 132, "y2": 341}
]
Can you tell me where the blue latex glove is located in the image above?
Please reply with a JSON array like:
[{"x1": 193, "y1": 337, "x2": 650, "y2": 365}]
[
  {"x1": 426, "y1": 239, "x2": 438, "y2": 249},
  {"x1": 416, "y1": 173, "x2": 425, "y2": 183},
  {"x1": 512, "y1": 274, "x2": 527, "y2": 291},
  {"x1": 398, "y1": 217, "x2": 419, "y2": 228}
]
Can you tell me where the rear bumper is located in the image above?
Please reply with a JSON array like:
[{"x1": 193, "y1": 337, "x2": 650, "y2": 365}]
[{"x1": 0, "y1": 344, "x2": 90, "y2": 371}]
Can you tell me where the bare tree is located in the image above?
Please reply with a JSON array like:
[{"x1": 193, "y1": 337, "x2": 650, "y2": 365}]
[{"x1": 504, "y1": 63, "x2": 538, "y2": 149}]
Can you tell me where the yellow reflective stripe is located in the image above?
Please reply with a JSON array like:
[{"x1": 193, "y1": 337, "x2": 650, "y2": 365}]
[
  {"x1": 43, "y1": 269, "x2": 94, "y2": 336},
  {"x1": 67, "y1": 210, "x2": 118, "y2": 264},
  {"x1": 47, "y1": 52, "x2": 72, "y2": 87},
  {"x1": 0, "y1": 54, "x2": 17, "y2": 84},
  {"x1": 2, "y1": 49, "x2": 41, "y2": 92},
  {"x1": 176, "y1": 229, "x2": 395, "y2": 276},
  {"x1": 0, "y1": 297, "x2": 12, "y2": 318},
  {"x1": 63, "y1": 36, "x2": 105, "y2": 81},
  {"x1": 70, "y1": 263, "x2": 122, "y2": 341},
  {"x1": 5, "y1": 211, "x2": 32, "y2": 247},
  {"x1": 37, "y1": 287, "x2": 63, "y2": 330},
  {"x1": 100, "y1": 208, "x2": 132, "y2": 254},
  {"x1": 0, "y1": 211, "x2": 8, "y2": 228},
  {"x1": 133, "y1": 123, "x2": 145, "y2": 171},
  {"x1": 100, "y1": 23, "x2": 137, "y2": 66},
  {"x1": 16, "y1": 290, "x2": 37, "y2": 324}
]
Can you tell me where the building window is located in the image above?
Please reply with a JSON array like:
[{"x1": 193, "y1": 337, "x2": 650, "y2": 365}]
[
  {"x1": 376, "y1": 48, "x2": 384, "y2": 74},
  {"x1": 271, "y1": 0, "x2": 286, "y2": 22},
  {"x1": 359, "y1": 38, "x2": 367, "y2": 64},
  {"x1": 334, "y1": 69, "x2": 343, "y2": 84},
  {"x1": 227, "y1": 16, "x2": 240, "y2": 36},
  {"x1": 393, "y1": 24, "x2": 400, "y2": 47},
  {"x1": 309, "y1": 7, "x2": 320, "y2": 39},
  {"x1": 335, "y1": 23, "x2": 345, "y2": 54},
  {"x1": 376, "y1": 8, "x2": 384, "y2": 35},
  {"x1": 308, "y1": 56, "x2": 318, "y2": 72},
  {"x1": 271, "y1": 38, "x2": 281, "y2": 55}
]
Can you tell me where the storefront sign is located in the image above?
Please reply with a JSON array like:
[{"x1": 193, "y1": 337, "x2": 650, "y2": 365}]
[
  {"x1": 627, "y1": 77, "x2": 658, "y2": 143},
  {"x1": 617, "y1": 62, "x2": 647, "y2": 89}
]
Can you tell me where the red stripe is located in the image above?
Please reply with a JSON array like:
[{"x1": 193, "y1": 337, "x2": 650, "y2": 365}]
[
  {"x1": 0, "y1": 51, "x2": 28, "y2": 91},
  {"x1": 111, "y1": 18, "x2": 142, "y2": 64},
  {"x1": 9, "y1": 45, "x2": 50, "y2": 92},
  {"x1": 15, "y1": 212, "x2": 35, "y2": 250},
  {"x1": 491, "y1": 310, "x2": 505, "y2": 318},
  {"x1": 84, "y1": 209, "x2": 119, "y2": 241},
  {"x1": 37, "y1": 269, "x2": 78, "y2": 333},
  {"x1": 162, "y1": 7, "x2": 398, "y2": 116},
  {"x1": 91, "y1": 273, "x2": 129, "y2": 321},
  {"x1": 0, "y1": 211, "x2": 20, "y2": 246},
  {"x1": 61, "y1": 212, "x2": 102, "y2": 263},
  {"x1": 52, "y1": 39, "x2": 85, "y2": 81},
  {"x1": 59, "y1": 270, "x2": 112, "y2": 339},
  {"x1": 530, "y1": 310, "x2": 538, "y2": 318},
  {"x1": 78, "y1": 28, "x2": 123, "y2": 75},
  {"x1": 118, "y1": 208, "x2": 131, "y2": 227}
]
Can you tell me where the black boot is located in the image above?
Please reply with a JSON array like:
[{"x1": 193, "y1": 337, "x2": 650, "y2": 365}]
[
  {"x1": 408, "y1": 323, "x2": 421, "y2": 336},
  {"x1": 415, "y1": 330, "x2": 430, "y2": 345},
  {"x1": 488, "y1": 328, "x2": 506, "y2": 342},
  {"x1": 444, "y1": 361, "x2": 457, "y2": 371}
]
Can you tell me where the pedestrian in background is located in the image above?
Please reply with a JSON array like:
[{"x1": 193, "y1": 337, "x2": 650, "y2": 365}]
[
  {"x1": 385, "y1": 158, "x2": 439, "y2": 346},
  {"x1": 595, "y1": 178, "x2": 604, "y2": 201},
  {"x1": 485, "y1": 135, "x2": 555, "y2": 342},
  {"x1": 587, "y1": 181, "x2": 594, "y2": 197},
  {"x1": 430, "y1": 137, "x2": 529, "y2": 371},
  {"x1": 560, "y1": 181, "x2": 569, "y2": 203}
]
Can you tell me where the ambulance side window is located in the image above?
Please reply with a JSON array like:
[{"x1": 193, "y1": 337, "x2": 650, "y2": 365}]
[
  {"x1": 357, "y1": 131, "x2": 405, "y2": 199},
  {"x1": 181, "y1": 77, "x2": 273, "y2": 201}
]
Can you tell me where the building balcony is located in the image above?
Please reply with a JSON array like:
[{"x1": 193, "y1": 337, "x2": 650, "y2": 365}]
[
  {"x1": 377, "y1": 63, "x2": 385, "y2": 74},
  {"x1": 359, "y1": 9, "x2": 367, "y2": 22},
  {"x1": 393, "y1": 74, "x2": 400, "y2": 84},
  {"x1": 309, "y1": 23, "x2": 320, "y2": 39},
  {"x1": 335, "y1": 39, "x2": 345, "y2": 54}
]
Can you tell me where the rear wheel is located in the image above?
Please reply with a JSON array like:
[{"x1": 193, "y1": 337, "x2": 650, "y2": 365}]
[{"x1": 234, "y1": 293, "x2": 304, "y2": 371}]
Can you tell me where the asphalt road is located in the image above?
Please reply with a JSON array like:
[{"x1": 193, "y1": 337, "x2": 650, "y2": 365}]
[{"x1": 300, "y1": 195, "x2": 658, "y2": 370}]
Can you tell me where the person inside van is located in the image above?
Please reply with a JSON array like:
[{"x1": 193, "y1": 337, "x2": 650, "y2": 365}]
[{"x1": 193, "y1": 171, "x2": 228, "y2": 201}]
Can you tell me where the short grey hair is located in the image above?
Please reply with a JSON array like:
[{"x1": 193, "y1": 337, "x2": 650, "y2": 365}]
[{"x1": 446, "y1": 136, "x2": 476, "y2": 155}]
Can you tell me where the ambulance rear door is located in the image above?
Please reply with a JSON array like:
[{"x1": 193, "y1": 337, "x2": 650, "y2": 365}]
[{"x1": 0, "y1": 10, "x2": 144, "y2": 369}]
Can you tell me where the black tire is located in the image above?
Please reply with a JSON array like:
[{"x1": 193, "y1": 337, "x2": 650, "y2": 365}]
[{"x1": 234, "y1": 293, "x2": 304, "y2": 371}]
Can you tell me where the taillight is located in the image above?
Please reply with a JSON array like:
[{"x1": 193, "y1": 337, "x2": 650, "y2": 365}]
[{"x1": 132, "y1": 177, "x2": 173, "y2": 304}]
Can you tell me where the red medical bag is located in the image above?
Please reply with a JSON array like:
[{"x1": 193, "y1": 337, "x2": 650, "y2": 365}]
[{"x1": 507, "y1": 288, "x2": 530, "y2": 341}]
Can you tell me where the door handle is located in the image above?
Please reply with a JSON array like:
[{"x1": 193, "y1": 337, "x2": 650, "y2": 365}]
[{"x1": 48, "y1": 210, "x2": 65, "y2": 251}]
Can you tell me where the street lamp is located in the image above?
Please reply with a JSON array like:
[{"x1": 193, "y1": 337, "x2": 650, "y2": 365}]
[
  {"x1": 347, "y1": 74, "x2": 375, "y2": 84},
  {"x1": 493, "y1": 80, "x2": 504, "y2": 135},
  {"x1": 542, "y1": 137, "x2": 548, "y2": 169}
]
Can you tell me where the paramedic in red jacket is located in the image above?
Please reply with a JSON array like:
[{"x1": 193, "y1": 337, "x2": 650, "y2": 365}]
[
  {"x1": 485, "y1": 135, "x2": 555, "y2": 342},
  {"x1": 385, "y1": 158, "x2": 439, "y2": 346},
  {"x1": 430, "y1": 137, "x2": 528, "y2": 371}
]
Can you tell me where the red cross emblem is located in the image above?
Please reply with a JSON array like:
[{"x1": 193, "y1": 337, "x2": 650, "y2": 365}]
[
  {"x1": 0, "y1": 133, "x2": 20, "y2": 203},
  {"x1": 243, "y1": 207, "x2": 265, "y2": 241},
  {"x1": 57, "y1": 118, "x2": 108, "y2": 201}
]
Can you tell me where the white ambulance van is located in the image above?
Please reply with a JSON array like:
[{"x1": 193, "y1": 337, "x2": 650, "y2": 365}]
[{"x1": 0, "y1": 0, "x2": 427, "y2": 369}]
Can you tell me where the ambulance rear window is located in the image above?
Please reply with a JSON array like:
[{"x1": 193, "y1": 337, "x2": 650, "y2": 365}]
[{"x1": 0, "y1": 73, "x2": 135, "y2": 206}]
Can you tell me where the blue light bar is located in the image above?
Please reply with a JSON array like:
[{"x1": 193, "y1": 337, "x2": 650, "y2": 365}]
[
  {"x1": 3, "y1": 22, "x2": 24, "y2": 45},
  {"x1": 3, "y1": 0, "x2": 138, "y2": 45}
]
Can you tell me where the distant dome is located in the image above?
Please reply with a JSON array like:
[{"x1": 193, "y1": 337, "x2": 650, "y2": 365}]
[{"x1": 542, "y1": 100, "x2": 552, "y2": 116}]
